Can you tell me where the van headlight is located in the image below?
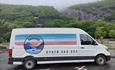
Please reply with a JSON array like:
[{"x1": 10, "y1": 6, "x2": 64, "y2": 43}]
[{"x1": 106, "y1": 48, "x2": 109, "y2": 51}]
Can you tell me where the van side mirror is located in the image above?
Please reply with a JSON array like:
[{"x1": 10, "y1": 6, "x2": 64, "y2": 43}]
[{"x1": 92, "y1": 41, "x2": 98, "y2": 45}]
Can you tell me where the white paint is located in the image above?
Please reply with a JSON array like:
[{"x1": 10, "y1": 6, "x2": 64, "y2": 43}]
[
  {"x1": 37, "y1": 60, "x2": 94, "y2": 64},
  {"x1": 13, "y1": 62, "x2": 22, "y2": 65},
  {"x1": 9, "y1": 28, "x2": 110, "y2": 65}
]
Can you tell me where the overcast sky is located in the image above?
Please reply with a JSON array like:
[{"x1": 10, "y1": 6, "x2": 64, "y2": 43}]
[{"x1": 0, "y1": 0, "x2": 100, "y2": 10}]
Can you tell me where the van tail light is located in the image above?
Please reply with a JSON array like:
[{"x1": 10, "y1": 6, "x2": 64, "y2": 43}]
[{"x1": 8, "y1": 49, "x2": 12, "y2": 57}]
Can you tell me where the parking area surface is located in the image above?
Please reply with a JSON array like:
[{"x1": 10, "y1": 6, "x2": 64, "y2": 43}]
[{"x1": 0, "y1": 51, "x2": 115, "y2": 70}]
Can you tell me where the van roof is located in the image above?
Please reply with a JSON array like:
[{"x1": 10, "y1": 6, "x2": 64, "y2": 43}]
[{"x1": 12, "y1": 28, "x2": 87, "y2": 34}]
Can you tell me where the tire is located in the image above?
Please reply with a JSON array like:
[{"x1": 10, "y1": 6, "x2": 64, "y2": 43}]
[
  {"x1": 23, "y1": 58, "x2": 36, "y2": 70},
  {"x1": 95, "y1": 55, "x2": 106, "y2": 65}
]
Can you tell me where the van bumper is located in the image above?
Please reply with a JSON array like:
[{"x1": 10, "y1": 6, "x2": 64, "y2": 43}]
[
  {"x1": 8, "y1": 58, "x2": 13, "y2": 64},
  {"x1": 8, "y1": 57, "x2": 23, "y2": 64},
  {"x1": 106, "y1": 56, "x2": 111, "y2": 61}
]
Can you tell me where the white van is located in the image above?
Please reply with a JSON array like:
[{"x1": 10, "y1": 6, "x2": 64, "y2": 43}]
[{"x1": 8, "y1": 28, "x2": 110, "y2": 69}]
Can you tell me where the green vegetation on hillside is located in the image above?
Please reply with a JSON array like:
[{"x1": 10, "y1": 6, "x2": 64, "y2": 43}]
[
  {"x1": 0, "y1": 0, "x2": 115, "y2": 43},
  {"x1": 0, "y1": 4, "x2": 60, "y2": 42}
]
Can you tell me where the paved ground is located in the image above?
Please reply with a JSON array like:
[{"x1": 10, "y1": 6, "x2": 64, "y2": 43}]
[
  {"x1": 0, "y1": 52, "x2": 115, "y2": 70},
  {"x1": 109, "y1": 49, "x2": 115, "y2": 57}
]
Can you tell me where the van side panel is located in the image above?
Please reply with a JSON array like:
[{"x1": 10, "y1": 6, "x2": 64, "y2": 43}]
[{"x1": 13, "y1": 34, "x2": 77, "y2": 58}]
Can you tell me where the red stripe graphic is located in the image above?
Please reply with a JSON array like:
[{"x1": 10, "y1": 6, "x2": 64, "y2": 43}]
[
  {"x1": 44, "y1": 41, "x2": 76, "y2": 45},
  {"x1": 15, "y1": 41, "x2": 76, "y2": 46}
]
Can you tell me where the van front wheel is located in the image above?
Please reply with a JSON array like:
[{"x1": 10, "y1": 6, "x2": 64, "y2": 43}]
[
  {"x1": 23, "y1": 59, "x2": 36, "y2": 70},
  {"x1": 95, "y1": 55, "x2": 106, "y2": 65}
]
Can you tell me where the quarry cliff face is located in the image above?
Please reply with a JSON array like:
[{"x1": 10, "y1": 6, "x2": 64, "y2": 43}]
[
  {"x1": 63, "y1": 8, "x2": 114, "y2": 21},
  {"x1": 62, "y1": 0, "x2": 115, "y2": 22}
]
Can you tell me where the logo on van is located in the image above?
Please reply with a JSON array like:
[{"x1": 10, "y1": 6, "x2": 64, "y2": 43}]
[{"x1": 24, "y1": 35, "x2": 44, "y2": 54}]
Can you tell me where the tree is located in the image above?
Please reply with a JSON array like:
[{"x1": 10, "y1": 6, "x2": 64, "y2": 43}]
[
  {"x1": 109, "y1": 30, "x2": 115, "y2": 38},
  {"x1": 95, "y1": 27, "x2": 107, "y2": 43},
  {"x1": 44, "y1": 17, "x2": 76, "y2": 27},
  {"x1": 67, "y1": 20, "x2": 96, "y2": 37},
  {"x1": 95, "y1": 27, "x2": 107, "y2": 38}
]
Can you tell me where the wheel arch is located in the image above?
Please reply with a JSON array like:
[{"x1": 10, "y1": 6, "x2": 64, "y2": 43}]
[
  {"x1": 23, "y1": 56, "x2": 37, "y2": 63},
  {"x1": 95, "y1": 53, "x2": 107, "y2": 61}
]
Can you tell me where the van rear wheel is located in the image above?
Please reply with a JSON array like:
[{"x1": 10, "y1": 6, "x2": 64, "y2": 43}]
[
  {"x1": 95, "y1": 55, "x2": 106, "y2": 65},
  {"x1": 23, "y1": 58, "x2": 36, "y2": 70}
]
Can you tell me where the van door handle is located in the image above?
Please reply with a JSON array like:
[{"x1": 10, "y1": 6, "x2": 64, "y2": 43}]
[{"x1": 80, "y1": 47, "x2": 85, "y2": 49}]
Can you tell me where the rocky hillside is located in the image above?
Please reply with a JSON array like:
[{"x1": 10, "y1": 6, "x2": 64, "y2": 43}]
[{"x1": 63, "y1": 0, "x2": 115, "y2": 22}]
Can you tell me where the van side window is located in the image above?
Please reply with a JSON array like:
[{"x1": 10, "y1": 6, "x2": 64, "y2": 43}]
[{"x1": 80, "y1": 34, "x2": 97, "y2": 45}]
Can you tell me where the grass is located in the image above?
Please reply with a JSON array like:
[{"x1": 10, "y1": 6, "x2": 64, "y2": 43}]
[{"x1": 107, "y1": 44, "x2": 115, "y2": 49}]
